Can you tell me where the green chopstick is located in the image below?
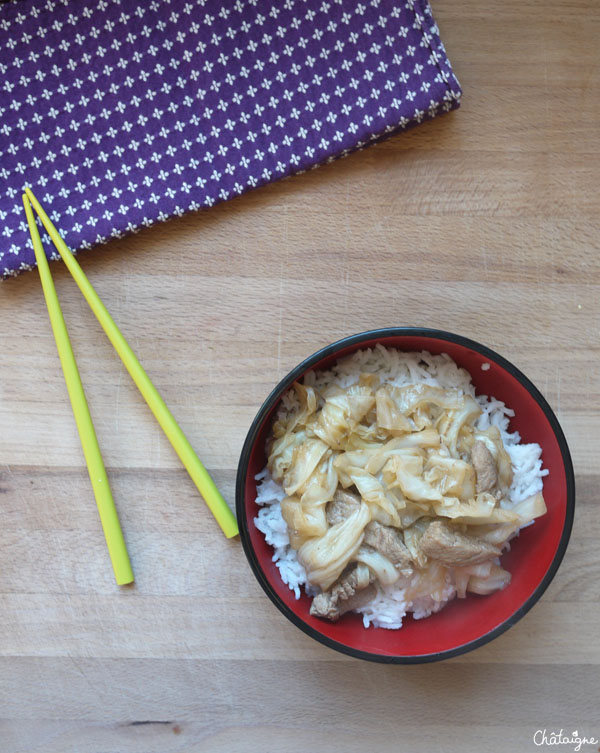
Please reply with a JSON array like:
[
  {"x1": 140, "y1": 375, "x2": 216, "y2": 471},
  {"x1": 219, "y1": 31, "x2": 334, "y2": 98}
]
[
  {"x1": 25, "y1": 187, "x2": 239, "y2": 539},
  {"x1": 23, "y1": 194, "x2": 134, "y2": 585}
]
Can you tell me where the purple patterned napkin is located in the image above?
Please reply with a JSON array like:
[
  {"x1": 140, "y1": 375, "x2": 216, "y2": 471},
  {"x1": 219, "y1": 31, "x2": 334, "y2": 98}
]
[{"x1": 0, "y1": 0, "x2": 460, "y2": 278}]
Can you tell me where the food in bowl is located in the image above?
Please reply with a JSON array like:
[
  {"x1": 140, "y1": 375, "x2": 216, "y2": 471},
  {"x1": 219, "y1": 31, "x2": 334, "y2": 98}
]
[{"x1": 254, "y1": 346, "x2": 548, "y2": 629}]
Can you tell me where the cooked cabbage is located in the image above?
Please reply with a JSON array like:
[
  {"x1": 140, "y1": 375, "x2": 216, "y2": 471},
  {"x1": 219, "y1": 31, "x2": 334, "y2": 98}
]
[
  {"x1": 298, "y1": 502, "x2": 371, "y2": 589},
  {"x1": 474, "y1": 426, "x2": 514, "y2": 490},
  {"x1": 312, "y1": 384, "x2": 376, "y2": 449},
  {"x1": 467, "y1": 563, "x2": 511, "y2": 595},
  {"x1": 267, "y1": 429, "x2": 307, "y2": 483},
  {"x1": 283, "y1": 438, "x2": 329, "y2": 496},
  {"x1": 375, "y1": 386, "x2": 413, "y2": 434},
  {"x1": 386, "y1": 384, "x2": 464, "y2": 415},
  {"x1": 266, "y1": 366, "x2": 547, "y2": 620},
  {"x1": 280, "y1": 454, "x2": 339, "y2": 548},
  {"x1": 513, "y1": 491, "x2": 547, "y2": 524},
  {"x1": 424, "y1": 454, "x2": 476, "y2": 499},
  {"x1": 348, "y1": 466, "x2": 403, "y2": 526},
  {"x1": 383, "y1": 454, "x2": 444, "y2": 504},
  {"x1": 436, "y1": 395, "x2": 482, "y2": 456},
  {"x1": 355, "y1": 546, "x2": 400, "y2": 585},
  {"x1": 433, "y1": 493, "x2": 521, "y2": 524}
]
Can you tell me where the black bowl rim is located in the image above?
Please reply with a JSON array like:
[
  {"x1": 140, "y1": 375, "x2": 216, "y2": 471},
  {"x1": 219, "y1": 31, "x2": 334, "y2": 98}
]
[{"x1": 235, "y1": 327, "x2": 576, "y2": 664}]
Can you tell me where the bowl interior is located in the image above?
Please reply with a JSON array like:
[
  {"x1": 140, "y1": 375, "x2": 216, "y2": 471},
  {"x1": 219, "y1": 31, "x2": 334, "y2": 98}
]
[{"x1": 240, "y1": 333, "x2": 572, "y2": 660}]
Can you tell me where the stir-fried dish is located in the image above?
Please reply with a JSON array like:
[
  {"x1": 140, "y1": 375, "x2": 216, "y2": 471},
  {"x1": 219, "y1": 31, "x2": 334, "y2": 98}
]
[{"x1": 266, "y1": 377, "x2": 547, "y2": 622}]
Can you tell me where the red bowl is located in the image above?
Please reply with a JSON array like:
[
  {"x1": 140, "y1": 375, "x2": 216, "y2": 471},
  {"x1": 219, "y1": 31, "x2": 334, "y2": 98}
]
[{"x1": 236, "y1": 329, "x2": 575, "y2": 663}]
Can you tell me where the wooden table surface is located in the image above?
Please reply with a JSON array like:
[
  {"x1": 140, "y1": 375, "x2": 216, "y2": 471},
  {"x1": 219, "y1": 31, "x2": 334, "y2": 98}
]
[{"x1": 1, "y1": 2, "x2": 598, "y2": 751}]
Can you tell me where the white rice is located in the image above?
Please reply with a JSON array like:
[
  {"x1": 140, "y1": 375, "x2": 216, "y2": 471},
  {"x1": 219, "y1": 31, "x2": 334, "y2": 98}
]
[{"x1": 254, "y1": 346, "x2": 548, "y2": 629}]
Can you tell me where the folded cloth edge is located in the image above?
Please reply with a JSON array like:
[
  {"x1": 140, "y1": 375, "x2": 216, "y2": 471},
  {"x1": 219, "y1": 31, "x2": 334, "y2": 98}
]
[{"x1": 1, "y1": 0, "x2": 461, "y2": 279}]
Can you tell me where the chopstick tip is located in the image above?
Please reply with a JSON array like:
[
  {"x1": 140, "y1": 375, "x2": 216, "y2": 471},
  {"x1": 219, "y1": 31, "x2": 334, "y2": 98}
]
[{"x1": 22, "y1": 193, "x2": 33, "y2": 217}]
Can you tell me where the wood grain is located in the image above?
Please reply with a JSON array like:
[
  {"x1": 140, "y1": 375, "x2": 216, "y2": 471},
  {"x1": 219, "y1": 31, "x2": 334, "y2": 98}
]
[{"x1": 1, "y1": 1, "x2": 599, "y2": 750}]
